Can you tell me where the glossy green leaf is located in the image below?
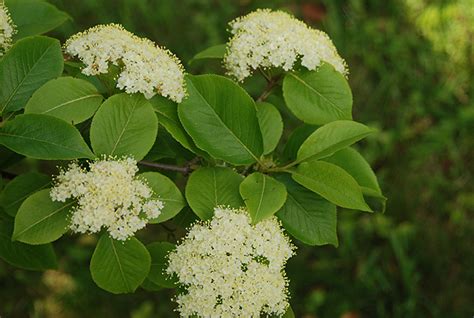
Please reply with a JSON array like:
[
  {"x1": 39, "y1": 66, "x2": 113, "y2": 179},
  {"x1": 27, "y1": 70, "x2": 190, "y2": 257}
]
[
  {"x1": 0, "y1": 114, "x2": 95, "y2": 160},
  {"x1": 13, "y1": 189, "x2": 73, "y2": 244},
  {"x1": 150, "y1": 95, "x2": 202, "y2": 154},
  {"x1": 90, "y1": 235, "x2": 151, "y2": 294},
  {"x1": 282, "y1": 125, "x2": 317, "y2": 162},
  {"x1": 0, "y1": 214, "x2": 57, "y2": 271},
  {"x1": 90, "y1": 93, "x2": 158, "y2": 160},
  {"x1": 296, "y1": 120, "x2": 374, "y2": 164},
  {"x1": 0, "y1": 36, "x2": 63, "y2": 114},
  {"x1": 146, "y1": 242, "x2": 177, "y2": 288},
  {"x1": 189, "y1": 44, "x2": 226, "y2": 63},
  {"x1": 0, "y1": 172, "x2": 50, "y2": 217},
  {"x1": 256, "y1": 102, "x2": 283, "y2": 155},
  {"x1": 240, "y1": 172, "x2": 287, "y2": 224},
  {"x1": 178, "y1": 74, "x2": 263, "y2": 165},
  {"x1": 139, "y1": 172, "x2": 186, "y2": 223},
  {"x1": 6, "y1": 0, "x2": 70, "y2": 39},
  {"x1": 283, "y1": 64, "x2": 352, "y2": 125},
  {"x1": 185, "y1": 167, "x2": 243, "y2": 220},
  {"x1": 323, "y1": 147, "x2": 386, "y2": 212},
  {"x1": 292, "y1": 161, "x2": 372, "y2": 212},
  {"x1": 25, "y1": 77, "x2": 103, "y2": 124},
  {"x1": 276, "y1": 174, "x2": 337, "y2": 246}
]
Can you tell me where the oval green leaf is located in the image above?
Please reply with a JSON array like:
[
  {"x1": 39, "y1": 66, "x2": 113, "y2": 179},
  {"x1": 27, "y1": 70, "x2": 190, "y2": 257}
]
[
  {"x1": 275, "y1": 174, "x2": 337, "y2": 246},
  {"x1": 240, "y1": 172, "x2": 287, "y2": 224},
  {"x1": 0, "y1": 172, "x2": 51, "y2": 217},
  {"x1": 256, "y1": 102, "x2": 283, "y2": 155},
  {"x1": 178, "y1": 74, "x2": 263, "y2": 165},
  {"x1": 292, "y1": 161, "x2": 372, "y2": 212},
  {"x1": 25, "y1": 77, "x2": 103, "y2": 124},
  {"x1": 139, "y1": 172, "x2": 186, "y2": 223},
  {"x1": 146, "y1": 241, "x2": 177, "y2": 288},
  {"x1": 90, "y1": 93, "x2": 158, "y2": 160},
  {"x1": 150, "y1": 95, "x2": 202, "y2": 154},
  {"x1": 185, "y1": 167, "x2": 244, "y2": 220},
  {"x1": 6, "y1": 0, "x2": 70, "y2": 39},
  {"x1": 323, "y1": 147, "x2": 386, "y2": 212},
  {"x1": 282, "y1": 64, "x2": 352, "y2": 125},
  {"x1": 0, "y1": 214, "x2": 57, "y2": 271},
  {"x1": 13, "y1": 189, "x2": 73, "y2": 244},
  {"x1": 296, "y1": 120, "x2": 374, "y2": 164},
  {"x1": 0, "y1": 36, "x2": 63, "y2": 114},
  {"x1": 90, "y1": 235, "x2": 151, "y2": 294},
  {"x1": 0, "y1": 114, "x2": 95, "y2": 160},
  {"x1": 282, "y1": 125, "x2": 318, "y2": 162},
  {"x1": 189, "y1": 44, "x2": 226, "y2": 64}
]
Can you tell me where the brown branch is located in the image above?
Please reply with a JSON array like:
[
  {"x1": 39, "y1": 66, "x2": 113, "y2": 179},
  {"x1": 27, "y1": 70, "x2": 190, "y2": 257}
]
[
  {"x1": 139, "y1": 161, "x2": 190, "y2": 174},
  {"x1": 256, "y1": 75, "x2": 281, "y2": 102}
]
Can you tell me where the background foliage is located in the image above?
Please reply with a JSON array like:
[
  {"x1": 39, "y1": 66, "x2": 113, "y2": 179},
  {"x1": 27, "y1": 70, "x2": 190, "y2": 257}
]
[{"x1": 0, "y1": 0, "x2": 472, "y2": 317}]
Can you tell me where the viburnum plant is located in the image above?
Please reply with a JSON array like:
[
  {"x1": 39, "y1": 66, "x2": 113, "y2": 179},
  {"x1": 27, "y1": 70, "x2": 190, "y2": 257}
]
[{"x1": 0, "y1": 2, "x2": 386, "y2": 317}]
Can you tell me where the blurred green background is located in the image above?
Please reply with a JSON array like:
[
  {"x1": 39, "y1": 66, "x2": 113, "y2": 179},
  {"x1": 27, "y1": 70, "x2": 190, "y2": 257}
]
[{"x1": 1, "y1": 0, "x2": 473, "y2": 317}]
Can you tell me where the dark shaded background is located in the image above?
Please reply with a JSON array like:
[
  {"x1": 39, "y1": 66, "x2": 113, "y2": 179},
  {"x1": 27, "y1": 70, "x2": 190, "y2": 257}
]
[{"x1": 1, "y1": 0, "x2": 473, "y2": 317}]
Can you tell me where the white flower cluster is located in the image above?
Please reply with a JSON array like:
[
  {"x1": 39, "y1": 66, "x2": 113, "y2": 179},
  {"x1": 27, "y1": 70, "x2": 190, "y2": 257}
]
[
  {"x1": 64, "y1": 24, "x2": 186, "y2": 102},
  {"x1": 224, "y1": 9, "x2": 348, "y2": 81},
  {"x1": 167, "y1": 206, "x2": 295, "y2": 317},
  {"x1": 0, "y1": 3, "x2": 15, "y2": 56},
  {"x1": 50, "y1": 157, "x2": 164, "y2": 241}
]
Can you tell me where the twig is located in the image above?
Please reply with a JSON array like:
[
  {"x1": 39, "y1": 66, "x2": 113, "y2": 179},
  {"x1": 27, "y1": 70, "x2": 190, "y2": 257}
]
[
  {"x1": 256, "y1": 75, "x2": 281, "y2": 102},
  {"x1": 139, "y1": 161, "x2": 190, "y2": 173}
]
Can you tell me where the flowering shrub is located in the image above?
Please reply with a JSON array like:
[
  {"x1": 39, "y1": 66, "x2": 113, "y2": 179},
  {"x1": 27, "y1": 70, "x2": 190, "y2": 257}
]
[{"x1": 0, "y1": 2, "x2": 385, "y2": 317}]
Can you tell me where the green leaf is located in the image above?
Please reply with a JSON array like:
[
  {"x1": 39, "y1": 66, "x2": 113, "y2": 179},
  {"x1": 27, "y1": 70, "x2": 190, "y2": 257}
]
[
  {"x1": 0, "y1": 172, "x2": 50, "y2": 217},
  {"x1": 25, "y1": 77, "x2": 103, "y2": 124},
  {"x1": 283, "y1": 306, "x2": 296, "y2": 318},
  {"x1": 0, "y1": 114, "x2": 94, "y2": 160},
  {"x1": 282, "y1": 64, "x2": 352, "y2": 125},
  {"x1": 90, "y1": 235, "x2": 151, "y2": 294},
  {"x1": 13, "y1": 189, "x2": 73, "y2": 244},
  {"x1": 141, "y1": 278, "x2": 163, "y2": 292},
  {"x1": 296, "y1": 120, "x2": 374, "y2": 164},
  {"x1": 150, "y1": 95, "x2": 202, "y2": 154},
  {"x1": 189, "y1": 44, "x2": 226, "y2": 64},
  {"x1": 90, "y1": 93, "x2": 158, "y2": 160},
  {"x1": 323, "y1": 147, "x2": 381, "y2": 193},
  {"x1": 0, "y1": 214, "x2": 57, "y2": 271},
  {"x1": 139, "y1": 172, "x2": 186, "y2": 223},
  {"x1": 185, "y1": 167, "x2": 243, "y2": 220},
  {"x1": 0, "y1": 36, "x2": 63, "y2": 114},
  {"x1": 178, "y1": 74, "x2": 263, "y2": 165},
  {"x1": 292, "y1": 161, "x2": 372, "y2": 212},
  {"x1": 6, "y1": 0, "x2": 70, "y2": 40},
  {"x1": 240, "y1": 172, "x2": 287, "y2": 224},
  {"x1": 256, "y1": 102, "x2": 283, "y2": 155},
  {"x1": 146, "y1": 242, "x2": 177, "y2": 288},
  {"x1": 323, "y1": 147, "x2": 386, "y2": 212},
  {"x1": 276, "y1": 174, "x2": 337, "y2": 246},
  {"x1": 0, "y1": 114, "x2": 95, "y2": 160},
  {"x1": 282, "y1": 125, "x2": 317, "y2": 162}
]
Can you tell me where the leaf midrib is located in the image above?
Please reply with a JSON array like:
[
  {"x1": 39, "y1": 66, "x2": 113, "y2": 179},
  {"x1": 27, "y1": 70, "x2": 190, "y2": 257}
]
[
  {"x1": 0, "y1": 132, "x2": 91, "y2": 157},
  {"x1": 1, "y1": 41, "x2": 58, "y2": 114},
  {"x1": 110, "y1": 101, "x2": 138, "y2": 155},
  {"x1": 109, "y1": 237, "x2": 130, "y2": 292},
  {"x1": 297, "y1": 131, "x2": 373, "y2": 164},
  {"x1": 41, "y1": 94, "x2": 102, "y2": 114},
  {"x1": 188, "y1": 79, "x2": 260, "y2": 163},
  {"x1": 288, "y1": 72, "x2": 345, "y2": 117},
  {"x1": 13, "y1": 201, "x2": 73, "y2": 239}
]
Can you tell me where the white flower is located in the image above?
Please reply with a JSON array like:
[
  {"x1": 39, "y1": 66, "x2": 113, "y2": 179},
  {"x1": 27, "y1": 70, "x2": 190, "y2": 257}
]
[
  {"x1": 50, "y1": 156, "x2": 164, "y2": 241},
  {"x1": 166, "y1": 206, "x2": 296, "y2": 317},
  {"x1": 64, "y1": 24, "x2": 186, "y2": 102},
  {"x1": 224, "y1": 9, "x2": 348, "y2": 81},
  {"x1": 0, "y1": 3, "x2": 15, "y2": 56}
]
